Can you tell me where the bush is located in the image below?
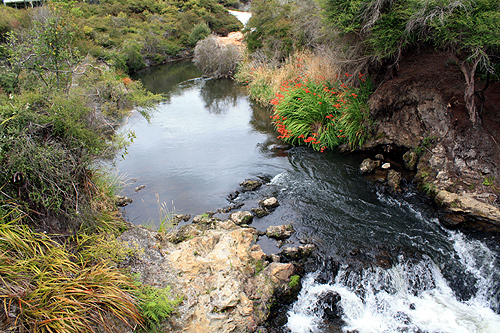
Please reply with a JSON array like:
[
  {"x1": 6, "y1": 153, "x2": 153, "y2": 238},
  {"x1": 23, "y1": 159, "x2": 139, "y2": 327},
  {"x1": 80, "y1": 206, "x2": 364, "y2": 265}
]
[
  {"x1": 188, "y1": 22, "x2": 211, "y2": 47},
  {"x1": 270, "y1": 74, "x2": 373, "y2": 151},
  {"x1": 193, "y1": 34, "x2": 243, "y2": 78}
]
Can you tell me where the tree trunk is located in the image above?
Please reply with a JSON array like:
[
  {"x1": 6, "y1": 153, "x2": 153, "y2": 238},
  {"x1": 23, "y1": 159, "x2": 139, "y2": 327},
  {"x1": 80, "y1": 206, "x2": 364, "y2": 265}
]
[{"x1": 453, "y1": 54, "x2": 480, "y2": 125}]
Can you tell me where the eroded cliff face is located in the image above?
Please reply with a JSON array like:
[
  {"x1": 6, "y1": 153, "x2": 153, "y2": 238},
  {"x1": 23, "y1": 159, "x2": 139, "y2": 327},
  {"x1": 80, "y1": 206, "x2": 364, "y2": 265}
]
[{"x1": 364, "y1": 48, "x2": 500, "y2": 230}]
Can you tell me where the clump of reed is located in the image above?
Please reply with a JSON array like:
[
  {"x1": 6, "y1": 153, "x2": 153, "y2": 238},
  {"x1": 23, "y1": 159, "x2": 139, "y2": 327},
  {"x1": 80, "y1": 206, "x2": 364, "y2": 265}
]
[{"x1": 0, "y1": 211, "x2": 142, "y2": 333}]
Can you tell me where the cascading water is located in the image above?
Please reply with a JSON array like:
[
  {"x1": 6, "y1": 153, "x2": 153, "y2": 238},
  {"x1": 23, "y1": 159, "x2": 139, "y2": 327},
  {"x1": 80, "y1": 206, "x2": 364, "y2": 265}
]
[{"x1": 116, "y1": 62, "x2": 500, "y2": 332}]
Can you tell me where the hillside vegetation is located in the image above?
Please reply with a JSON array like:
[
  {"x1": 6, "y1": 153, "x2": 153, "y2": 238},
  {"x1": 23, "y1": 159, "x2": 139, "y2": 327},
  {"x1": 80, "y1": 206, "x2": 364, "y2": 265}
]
[
  {"x1": 239, "y1": 0, "x2": 500, "y2": 151},
  {"x1": 0, "y1": 0, "x2": 246, "y2": 331}
]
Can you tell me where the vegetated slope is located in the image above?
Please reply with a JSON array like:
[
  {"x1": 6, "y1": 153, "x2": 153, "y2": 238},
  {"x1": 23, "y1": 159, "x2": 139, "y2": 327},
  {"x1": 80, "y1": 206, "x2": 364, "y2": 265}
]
[{"x1": 240, "y1": 0, "x2": 500, "y2": 226}]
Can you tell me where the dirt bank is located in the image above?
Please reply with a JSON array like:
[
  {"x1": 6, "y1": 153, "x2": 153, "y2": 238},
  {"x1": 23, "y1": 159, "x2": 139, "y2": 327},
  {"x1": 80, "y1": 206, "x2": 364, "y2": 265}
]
[{"x1": 364, "y1": 47, "x2": 500, "y2": 230}]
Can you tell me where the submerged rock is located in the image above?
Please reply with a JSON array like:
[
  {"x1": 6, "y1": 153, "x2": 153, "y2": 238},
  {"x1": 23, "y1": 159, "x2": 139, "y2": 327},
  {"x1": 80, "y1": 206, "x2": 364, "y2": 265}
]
[
  {"x1": 360, "y1": 158, "x2": 381, "y2": 174},
  {"x1": 115, "y1": 195, "x2": 133, "y2": 207},
  {"x1": 251, "y1": 207, "x2": 270, "y2": 218},
  {"x1": 134, "y1": 184, "x2": 146, "y2": 192},
  {"x1": 387, "y1": 170, "x2": 402, "y2": 191},
  {"x1": 403, "y1": 150, "x2": 418, "y2": 170},
  {"x1": 266, "y1": 224, "x2": 295, "y2": 240},
  {"x1": 259, "y1": 197, "x2": 279, "y2": 209}
]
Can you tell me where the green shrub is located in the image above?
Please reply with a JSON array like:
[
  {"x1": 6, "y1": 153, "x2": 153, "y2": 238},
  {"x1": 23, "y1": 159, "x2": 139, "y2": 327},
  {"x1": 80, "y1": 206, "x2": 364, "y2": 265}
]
[
  {"x1": 271, "y1": 74, "x2": 373, "y2": 151},
  {"x1": 188, "y1": 22, "x2": 211, "y2": 47}
]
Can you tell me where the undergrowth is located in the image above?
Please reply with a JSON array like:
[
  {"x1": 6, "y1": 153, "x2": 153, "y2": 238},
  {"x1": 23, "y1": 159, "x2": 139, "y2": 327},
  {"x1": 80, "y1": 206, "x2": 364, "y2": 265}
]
[
  {"x1": 270, "y1": 74, "x2": 373, "y2": 151},
  {"x1": 0, "y1": 212, "x2": 142, "y2": 332}
]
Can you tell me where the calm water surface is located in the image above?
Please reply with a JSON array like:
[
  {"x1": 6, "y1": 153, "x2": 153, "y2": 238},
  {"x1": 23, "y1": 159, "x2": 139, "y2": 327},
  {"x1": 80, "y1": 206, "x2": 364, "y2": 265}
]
[{"x1": 111, "y1": 61, "x2": 500, "y2": 332}]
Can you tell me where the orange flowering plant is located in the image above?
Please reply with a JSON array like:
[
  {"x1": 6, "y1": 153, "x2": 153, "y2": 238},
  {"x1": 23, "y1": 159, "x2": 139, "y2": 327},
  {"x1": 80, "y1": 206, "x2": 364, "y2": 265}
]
[{"x1": 270, "y1": 74, "x2": 372, "y2": 152}]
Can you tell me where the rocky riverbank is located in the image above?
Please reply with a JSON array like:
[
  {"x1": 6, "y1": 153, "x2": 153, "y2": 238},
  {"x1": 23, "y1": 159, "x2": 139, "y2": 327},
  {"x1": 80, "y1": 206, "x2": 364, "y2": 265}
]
[
  {"x1": 362, "y1": 48, "x2": 500, "y2": 231},
  {"x1": 117, "y1": 196, "x2": 309, "y2": 332}
]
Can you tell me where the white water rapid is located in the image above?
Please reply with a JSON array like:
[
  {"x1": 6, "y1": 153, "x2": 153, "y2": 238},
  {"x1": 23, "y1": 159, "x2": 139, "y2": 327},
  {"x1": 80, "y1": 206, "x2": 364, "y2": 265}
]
[{"x1": 287, "y1": 233, "x2": 500, "y2": 333}]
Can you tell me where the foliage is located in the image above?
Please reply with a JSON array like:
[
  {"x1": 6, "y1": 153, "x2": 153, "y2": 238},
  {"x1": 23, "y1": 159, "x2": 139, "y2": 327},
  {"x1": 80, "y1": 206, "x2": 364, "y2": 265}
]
[
  {"x1": 236, "y1": 49, "x2": 345, "y2": 106},
  {"x1": 188, "y1": 22, "x2": 211, "y2": 47},
  {"x1": 132, "y1": 279, "x2": 182, "y2": 332},
  {"x1": 321, "y1": 0, "x2": 500, "y2": 123},
  {"x1": 0, "y1": 216, "x2": 142, "y2": 332},
  {"x1": 7, "y1": 6, "x2": 81, "y2": 91},
  {"x1": 289, "y1": 274, "x2": 301, "y2": 288},
  {"x1": 0, "y1": 56, "x2": 160, "y2": 231},
  {"x1": 245, "y1": 0, "x2": 328, "y2": 60},
  {"x1": 193, "y1": 34, "x2": 243, "y2": 78},
  {"x1": 69, "y1": 0, "x2": 242, "y2": 73},
  {"x1": 270, "y1": 73, "x2": 372, "y2": 151}
]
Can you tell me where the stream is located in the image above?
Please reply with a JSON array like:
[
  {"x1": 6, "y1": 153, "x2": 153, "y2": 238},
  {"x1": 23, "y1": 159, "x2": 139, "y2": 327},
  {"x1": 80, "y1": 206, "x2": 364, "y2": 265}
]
[{"x1": 111, "y1": 61, "x2": 500, "y2": 332}]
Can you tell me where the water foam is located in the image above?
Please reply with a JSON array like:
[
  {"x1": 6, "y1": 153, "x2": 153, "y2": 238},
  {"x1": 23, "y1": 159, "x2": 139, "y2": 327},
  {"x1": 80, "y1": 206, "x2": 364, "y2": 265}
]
[{"x1": 287, "y1": 254, "x2": 500, "y2": 332}]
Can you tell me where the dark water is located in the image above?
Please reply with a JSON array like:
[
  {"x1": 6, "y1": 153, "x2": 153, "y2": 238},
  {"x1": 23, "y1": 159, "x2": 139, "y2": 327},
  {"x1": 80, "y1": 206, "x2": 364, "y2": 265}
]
[{"x1": 112, "y1": 61, "x2": 500, "y2": 332}]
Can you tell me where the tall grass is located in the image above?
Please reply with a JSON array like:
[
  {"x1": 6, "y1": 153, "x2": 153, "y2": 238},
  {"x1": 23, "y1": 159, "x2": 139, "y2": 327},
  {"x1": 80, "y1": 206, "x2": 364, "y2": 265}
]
[
  {"x1": 235, "y1": 49, "x2": 344, "y2": 107},
  {"x1": 270, "y1": 74, "x2": 372, "y2": 151},
  {"x1": 0, "y1": 211, "x2": 142, "y2": 333}
]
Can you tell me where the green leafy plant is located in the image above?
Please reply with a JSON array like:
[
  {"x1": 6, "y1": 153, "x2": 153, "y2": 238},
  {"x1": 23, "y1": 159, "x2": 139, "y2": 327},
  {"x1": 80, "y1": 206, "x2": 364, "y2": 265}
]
[
  {"x1": 133, "y1": 280, "x2": 183, "y2": 332},
  {"x1": 271, "y1": 74, "x2": 373, "y2": 151},
  {"x1": 289, "y1": 274, "x2": 301, "y2": 288},
  {"x1": 483, "y1": 176, "x2": 495, "y2": 186}
]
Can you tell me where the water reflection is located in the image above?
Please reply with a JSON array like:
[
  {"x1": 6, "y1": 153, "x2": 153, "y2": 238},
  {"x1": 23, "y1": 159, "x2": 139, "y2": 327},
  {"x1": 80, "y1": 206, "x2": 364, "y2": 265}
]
[
  {"x1": 114, "y1": 63, "x2": 288, "y2": 227},
  {"x1": 200, "y1": 78, "x2": 247, "y2": 114}
]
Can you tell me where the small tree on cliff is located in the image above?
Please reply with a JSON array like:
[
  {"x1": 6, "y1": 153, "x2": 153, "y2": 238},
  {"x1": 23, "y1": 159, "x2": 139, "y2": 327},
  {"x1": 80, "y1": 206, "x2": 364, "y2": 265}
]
[{"x1": 321, "y1": 0, "x2": 500, "y2": 124}]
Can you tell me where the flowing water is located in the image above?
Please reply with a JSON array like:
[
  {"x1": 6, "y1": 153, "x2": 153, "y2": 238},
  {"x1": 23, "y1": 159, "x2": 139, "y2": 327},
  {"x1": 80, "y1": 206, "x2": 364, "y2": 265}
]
[{"x1": 112, "y1": 61, "x2": 500, "y2": 332}]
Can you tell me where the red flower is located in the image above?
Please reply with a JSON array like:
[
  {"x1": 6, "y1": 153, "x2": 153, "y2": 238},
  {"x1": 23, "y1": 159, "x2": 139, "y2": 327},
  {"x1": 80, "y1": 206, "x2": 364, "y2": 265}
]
[{"x1": 271, "y1": 99, "x2": 279, "y2": 105}]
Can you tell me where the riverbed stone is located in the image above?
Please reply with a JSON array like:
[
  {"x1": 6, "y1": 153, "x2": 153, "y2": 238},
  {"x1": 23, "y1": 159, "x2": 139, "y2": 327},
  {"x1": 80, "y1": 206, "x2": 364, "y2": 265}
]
[
  {"x1": 266, "y1": 224, "x2": 295, "y2": 240},
  {"x1": 115, "y1": 195, "x2": 133, "y2": 207},
  {"x1": 360, "y1": 158, "x2": 380, "y2": 174},
  {"x1": 230, "y1": 210, "x2": 253, "y2": 225},
  {"x1": 375, "y1": 153, "x2": 384, "y2": 160},
  {"x1": 381, "y1": 162, "x2": 391, "y2": 169},
  {"x1": 118, "y1": 221, "x2": 295, "y2": 333},
  {"x1": 240, "y1": 180, "x2": 263, "y2": 192},
  {"x1": 387, "y1": 170, "x2": 402, "y2": 191},
  {"x1": 259, "y1": 197, "x2": 279, "y2": 209},
  {"x1": 403, "y1": 150, "x2": 418, "y2": 170},
  {"x1": 435, "y1": 190, "x2": 500, "y2": 224},
  {"x1": 251, "y1": 207, "x2": 270, "y2": 218}
]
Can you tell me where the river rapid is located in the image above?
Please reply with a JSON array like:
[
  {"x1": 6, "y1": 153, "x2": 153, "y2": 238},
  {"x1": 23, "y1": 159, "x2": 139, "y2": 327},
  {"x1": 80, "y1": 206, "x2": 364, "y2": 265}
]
[{"x1": 111, "y1": 61, "x2": 500, "y2": 332}]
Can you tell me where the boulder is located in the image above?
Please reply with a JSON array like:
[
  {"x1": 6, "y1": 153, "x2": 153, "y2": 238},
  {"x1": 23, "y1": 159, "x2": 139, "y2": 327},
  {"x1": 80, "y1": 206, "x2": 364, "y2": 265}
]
[
  {"x1": 119, "y1": 221, "x2": 296, "y2": 333},
  {"x1": 230, "y1": 211, "x2": 253, "y2": 225},
  {"x1": 403, "y1": 150, "x2": 418, "y2": 170},
  {"x1": 259, "y1": 197, "x2": 279, "y2": 209},
  {"x1": 115, "y1": 195, "x2": 133, "y2": 207},
  {"x1": 266, "y1": 224, "x2": 295, "y2": 240},
  {"x1": 251, "y1": 208, "x2": 270, "y2": 218},
  {"x1": 360, "y1": 158, "x2": 380, "y2": 174},
  {"x1": 240, "y1": 180, "x2": 263, "y2": 192},
  {"x1": 387, "y1": 170, "x2": 402, "y2": 191}
]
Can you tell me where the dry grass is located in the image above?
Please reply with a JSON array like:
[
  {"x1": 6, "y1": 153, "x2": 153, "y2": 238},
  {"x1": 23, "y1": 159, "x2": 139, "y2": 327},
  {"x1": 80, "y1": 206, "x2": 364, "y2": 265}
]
[
  {"x1": 0, "y1": 213, "x2": 142, "y2": 333},
  {"x1": 236, "y1": 48, "x2": 346, "y2": 106}
]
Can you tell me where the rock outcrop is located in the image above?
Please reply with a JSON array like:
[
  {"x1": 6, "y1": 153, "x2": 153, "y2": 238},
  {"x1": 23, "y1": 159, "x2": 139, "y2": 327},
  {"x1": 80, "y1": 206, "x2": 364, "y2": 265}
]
[
  {"x1": 364, "y1": 48, "x2": 500, "y2": 229},
  {"x1": 119, "y1": 217, "x2": 296, "y2": 332}
]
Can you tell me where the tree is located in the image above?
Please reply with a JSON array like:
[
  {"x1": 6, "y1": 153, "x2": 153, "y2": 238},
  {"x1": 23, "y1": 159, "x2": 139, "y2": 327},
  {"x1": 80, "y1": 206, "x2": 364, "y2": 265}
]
[{"x1": 7, "y1": 6, "x2": 80, "y2": 91}]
